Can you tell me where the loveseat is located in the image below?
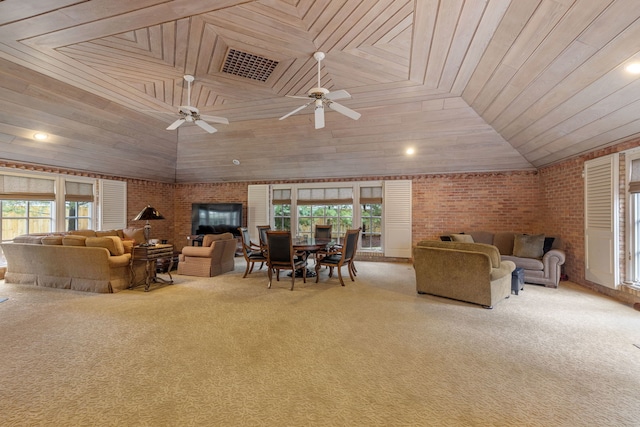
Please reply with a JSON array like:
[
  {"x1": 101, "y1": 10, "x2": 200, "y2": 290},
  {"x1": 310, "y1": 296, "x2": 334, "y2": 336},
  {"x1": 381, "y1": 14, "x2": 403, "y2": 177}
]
[
  {"x1": 445, "y1": 231, "x2": 566, "y2": 288},
  {"x1": 177, "y1": 233, "x2": 236, "y2": 277},
  {"x1": 413, "y1": 240, "x2": 516, "y2": 308},
  {"x1": 2, "y1": 228, "x2": 147, "y2": 293}
]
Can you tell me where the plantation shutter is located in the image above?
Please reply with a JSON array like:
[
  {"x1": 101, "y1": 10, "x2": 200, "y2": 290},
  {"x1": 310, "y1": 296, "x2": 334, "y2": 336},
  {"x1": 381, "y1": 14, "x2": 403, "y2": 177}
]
[
  {"x1": 99, "y1": 179, "x2": 127, "y2": 230},
  {"x1": 584, "y1": 154, "x2": 619, "y2": 288},
  {"x1": 383, "y1": 180, "x2": 412, "y2": 258},
  {"x1": 248, "y1": 185, "x2": 269, "y2": 243}
]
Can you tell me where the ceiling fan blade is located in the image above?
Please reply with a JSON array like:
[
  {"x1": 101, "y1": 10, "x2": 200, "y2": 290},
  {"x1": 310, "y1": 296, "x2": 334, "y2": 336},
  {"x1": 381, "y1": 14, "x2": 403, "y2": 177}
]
[
  {"x1": 195, "y1": 120, "x2": 217, "y2": 133},
  {"x1": 198, "y1": 114, "x2": 229, "y2": 125},
  {"x1": 279, "y1": 102, "x2": 312, "y2": 120},
  {"x1": 327, "y1": 101, "x2": 361, "y2": 121},
  {"x1": 314, "y1": 100, "x2": 325, "y2": 129},
  {"x1": 166, "y1": 118, "x2": 186, "y2": 130},
  {"x1": 325, "y1": 89, "x2": 351, "y2": 101},
  {"x1": 286, "y1": 95, "x2": 312, "y2": 100}
]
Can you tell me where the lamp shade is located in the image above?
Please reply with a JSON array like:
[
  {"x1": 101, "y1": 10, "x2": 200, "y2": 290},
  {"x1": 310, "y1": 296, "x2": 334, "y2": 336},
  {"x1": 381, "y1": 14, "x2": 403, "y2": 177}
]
[{"x1": 133, "y1": 205, "x2": 165, "y2": 221}]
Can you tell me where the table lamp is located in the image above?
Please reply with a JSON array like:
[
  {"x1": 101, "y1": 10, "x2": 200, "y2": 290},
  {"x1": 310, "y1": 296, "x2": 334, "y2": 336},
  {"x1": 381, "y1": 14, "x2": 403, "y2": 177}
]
[{"x1": 132, "y1": 205, "x2": 165, "y2": 246}]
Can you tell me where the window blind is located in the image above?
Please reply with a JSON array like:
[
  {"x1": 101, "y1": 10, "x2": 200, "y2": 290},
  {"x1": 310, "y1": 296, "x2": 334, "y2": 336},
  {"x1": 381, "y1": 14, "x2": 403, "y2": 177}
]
[
  {"x1": 65, "y1": 181, "x2": 94, "y2": 202},
  {"x1": 0, "y1": 174, "x2": 55, "y2": 200},
  {"x1": 360, "y1": 186, "x2": 382, "y2": 204},
  {"x1": 272, "y1": 188, "x2": 291, "y2": 204},
  {"x1": 297, "y1": 187, "x2": 353, "y2": 205},
  {"x1": 629, "y1": 158, "x2": 640, "y2": 193}
]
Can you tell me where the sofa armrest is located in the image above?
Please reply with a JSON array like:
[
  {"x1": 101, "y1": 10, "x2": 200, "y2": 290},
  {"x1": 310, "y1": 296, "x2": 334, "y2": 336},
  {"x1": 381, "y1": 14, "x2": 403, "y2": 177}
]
[
  {"x1": 181, "y1": 245, "x2": 215, "y2": 257},
  {"x1": 108, "y1": 254, "x2": 131, "y2": 268},
  {"x1": 543, "y1": 249, "x2": 565, "y2": 270}
]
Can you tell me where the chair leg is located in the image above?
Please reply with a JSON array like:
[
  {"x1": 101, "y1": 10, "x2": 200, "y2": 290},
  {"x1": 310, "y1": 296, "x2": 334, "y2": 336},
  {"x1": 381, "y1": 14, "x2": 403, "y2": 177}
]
[
  {"x1": 350, "y1": 261, "x2": 357, "y2": 276},
  {"x1": 347, "y1": 261, "x2": 355, "y2": 282},
  {"x1": 315, "y1": 263, "x2": 321, "y2": 283},
  {"x1": 243, "y1": 261, "x2": 251, "y2": 278},
  {"x1": 267, "y1": 265, "x2": 273, "y2": 288},
  {"x1": 290, "y1": 269, "x2": 295, "y2": 290},
  {"x1": 337, "y1": 266, "x2": 345, "y2": 286}
]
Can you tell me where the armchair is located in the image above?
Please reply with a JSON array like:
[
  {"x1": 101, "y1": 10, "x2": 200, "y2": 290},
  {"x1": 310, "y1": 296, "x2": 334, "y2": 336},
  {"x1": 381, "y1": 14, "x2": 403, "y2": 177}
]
[{"x1": 177, "y1": 232, "x2": 236, "y2": 277}]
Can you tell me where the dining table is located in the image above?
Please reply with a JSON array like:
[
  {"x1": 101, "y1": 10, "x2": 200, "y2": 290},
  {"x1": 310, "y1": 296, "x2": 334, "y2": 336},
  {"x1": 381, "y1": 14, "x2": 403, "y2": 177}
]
[{"x1": 291, "y1": 237, "x2": 334, "y2": 277}]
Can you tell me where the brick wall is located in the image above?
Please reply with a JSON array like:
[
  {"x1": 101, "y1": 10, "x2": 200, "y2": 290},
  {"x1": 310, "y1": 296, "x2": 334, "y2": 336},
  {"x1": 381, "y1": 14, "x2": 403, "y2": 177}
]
[{"x1": 412, "y1": 171, "x2": 541, "y2": 243}]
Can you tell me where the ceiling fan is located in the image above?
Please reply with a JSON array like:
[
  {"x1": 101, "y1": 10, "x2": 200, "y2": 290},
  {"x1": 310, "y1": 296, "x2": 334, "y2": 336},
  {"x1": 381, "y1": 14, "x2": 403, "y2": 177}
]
[
  {"x1": 166, "y1": 75, "x2": 229, "y2": 134},
  {"x1": 279, "y1": 52, "x2": 361, "y2": 129}
]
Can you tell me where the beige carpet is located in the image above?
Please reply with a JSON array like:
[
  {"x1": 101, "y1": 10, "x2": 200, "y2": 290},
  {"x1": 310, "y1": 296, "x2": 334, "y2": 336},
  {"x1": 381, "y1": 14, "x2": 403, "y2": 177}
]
[{"x1": 1, "y1": 259, "x2": 640, "y2": 426}]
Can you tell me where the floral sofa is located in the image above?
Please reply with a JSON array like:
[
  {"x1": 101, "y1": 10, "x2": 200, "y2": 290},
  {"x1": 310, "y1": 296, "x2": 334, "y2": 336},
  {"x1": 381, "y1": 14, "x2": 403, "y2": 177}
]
[
  {"x1": 444, "y1": 231, "x2": 566, "y2": 288},
  {"x1": 2, "y1": 228, "x2": 146, "y2": 293}
]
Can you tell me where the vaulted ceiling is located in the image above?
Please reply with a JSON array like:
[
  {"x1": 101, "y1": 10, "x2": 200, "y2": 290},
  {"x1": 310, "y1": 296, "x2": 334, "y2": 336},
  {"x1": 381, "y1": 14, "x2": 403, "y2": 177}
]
[{"x1": 1, "y1": 0, "x2": 639, "y2": 183}]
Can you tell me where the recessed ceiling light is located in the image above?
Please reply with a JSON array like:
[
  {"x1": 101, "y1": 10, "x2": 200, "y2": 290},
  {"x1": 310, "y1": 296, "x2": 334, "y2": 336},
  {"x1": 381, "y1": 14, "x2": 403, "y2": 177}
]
[
  {"x1": 406, "y1": 147, "x2": 415, "y2": 155},
  {"x1": 625, "y1": 63, "x2": 640, "y2": 74},
  {"x1": 33, "y1": 133, "x2": 49, "y2": 140},
  {"x1": 232, "y1": 159, "x2": 240, "y2": 165}
]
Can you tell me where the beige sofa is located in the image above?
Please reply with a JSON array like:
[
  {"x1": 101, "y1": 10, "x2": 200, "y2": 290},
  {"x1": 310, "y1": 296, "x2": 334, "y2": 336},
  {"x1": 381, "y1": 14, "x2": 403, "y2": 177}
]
[
  {"x1": 413, "y1": 240, "x2": 516, "y2": 308},
  {"x1": 177, "y1": 233, "x2": 236, "y2": 277},
  {"x1": 446, "y1": 231, "x2": 566, "y2": 288},
  {"x1": 2, "y1": 228, "x2": 146, "y2": 293}
]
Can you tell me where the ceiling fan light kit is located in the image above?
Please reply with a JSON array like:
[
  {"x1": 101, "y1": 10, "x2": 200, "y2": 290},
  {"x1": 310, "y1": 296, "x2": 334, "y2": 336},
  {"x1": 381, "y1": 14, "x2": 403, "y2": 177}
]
[
  {"x1": 166, "y1": 75, "x2": 229, "y2": 134},
  {"x1": 279, "y1": 52, "x2": 361, "y2": 129}
]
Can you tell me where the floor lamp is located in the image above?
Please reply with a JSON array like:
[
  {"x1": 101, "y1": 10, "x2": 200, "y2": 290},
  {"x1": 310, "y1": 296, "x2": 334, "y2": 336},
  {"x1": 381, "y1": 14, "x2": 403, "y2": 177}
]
[{"x1": 133, "y1": 205, "x2": 165, "y2": 246}]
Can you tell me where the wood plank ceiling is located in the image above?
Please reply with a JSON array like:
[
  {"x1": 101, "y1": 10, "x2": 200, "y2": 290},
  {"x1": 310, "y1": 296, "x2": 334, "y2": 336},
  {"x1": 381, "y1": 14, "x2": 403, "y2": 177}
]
[{"x1": 0, "y1": 0, "x2": 639, "y2": 183}]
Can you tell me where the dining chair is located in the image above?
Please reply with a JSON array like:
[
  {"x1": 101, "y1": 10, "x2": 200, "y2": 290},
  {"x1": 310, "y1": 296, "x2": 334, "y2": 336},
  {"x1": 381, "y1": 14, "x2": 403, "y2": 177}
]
[
  {"x1": 256, "y1": 225, "x2": 271, "y2": 253},
  {"x1": 314, "y1": 228, "x2": 360, "y2": 286},
  {"x1": 266, "y1": 231, "x2": 307, "y2": 290},
  {"x1": 238, "y1": 227, "x2": 267, "y2": 278},
  {"x1": 314, "y1": 224, "x2": 332, "y2": 239}
]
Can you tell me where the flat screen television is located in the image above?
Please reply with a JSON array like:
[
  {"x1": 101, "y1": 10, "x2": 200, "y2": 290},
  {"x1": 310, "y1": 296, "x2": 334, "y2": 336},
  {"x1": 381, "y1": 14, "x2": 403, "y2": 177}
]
[{"x1": 191, "y1": 203, "x2": 243, "y2": 236}]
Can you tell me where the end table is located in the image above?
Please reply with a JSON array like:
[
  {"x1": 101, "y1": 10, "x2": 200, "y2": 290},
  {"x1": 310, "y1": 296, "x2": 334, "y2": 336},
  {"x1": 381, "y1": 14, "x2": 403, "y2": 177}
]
[{"x1": 130, "y1": 244, "x2": 174, "y2": 291}]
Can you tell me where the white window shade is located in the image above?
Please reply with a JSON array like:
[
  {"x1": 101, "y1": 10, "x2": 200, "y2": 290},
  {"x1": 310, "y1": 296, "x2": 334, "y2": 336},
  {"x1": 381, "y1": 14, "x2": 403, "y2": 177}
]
[
  {"x1": 297, "y1": 187, "x2": 353, "y2": 205},
  {"x1": 629, "y1": 158, "x2": 640, "y2": 193},
  {"x1": 273, "y1": 188, "x2": 291, "y2": 204},
  {"x1": 360, "y1": 186, "x2": 382, "y2": 204},
  {"x1": 65, "y1": 181, "x2": 94, "y2": 202},
  {"x1": 0, "y1": 174, "x2": 55, "y2": 200}
]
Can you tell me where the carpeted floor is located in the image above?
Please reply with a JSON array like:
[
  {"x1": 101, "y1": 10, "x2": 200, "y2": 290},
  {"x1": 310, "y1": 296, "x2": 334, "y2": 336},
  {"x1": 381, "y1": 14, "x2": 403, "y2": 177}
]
[{"x1": 1, "y1": 259, "x2": 640, "y2": 426}]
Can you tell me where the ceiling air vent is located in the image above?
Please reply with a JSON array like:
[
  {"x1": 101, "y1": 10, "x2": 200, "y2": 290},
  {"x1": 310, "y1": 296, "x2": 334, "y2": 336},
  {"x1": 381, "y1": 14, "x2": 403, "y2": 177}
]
[{"x1": 221, "y1": 49, "x2": 278, "y2": 82}]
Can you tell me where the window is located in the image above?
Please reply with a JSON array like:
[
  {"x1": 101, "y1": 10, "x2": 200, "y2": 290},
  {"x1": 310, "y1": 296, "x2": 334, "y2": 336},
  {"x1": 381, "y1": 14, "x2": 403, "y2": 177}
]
[
  {"x1": 65, "y1": 181, "x2": 94, "y2": 231},
  {"x1": 298, "y1": 204, "x2": 353, "y2": 240},
  {"x1": 360, "y1": 203, "x2": 382, "y2": 250},
  {"x1": 1, "y1": 200, "x2": 54, "y2": 241},
  {"x1": 627, "y1": 154, "x2": 640, "y2": 284},
  {"x1": 272, "y1": 188, "x2": 291, "y2": 230}
]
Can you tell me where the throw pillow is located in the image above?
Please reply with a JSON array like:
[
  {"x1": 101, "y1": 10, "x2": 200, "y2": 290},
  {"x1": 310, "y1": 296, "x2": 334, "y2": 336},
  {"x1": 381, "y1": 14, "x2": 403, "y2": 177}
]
[
  {"x1": 543, "y1": 237, "x2": 555, "y2": 254},
  {"x1": 122, "y1": 227, "x2": 145, "y2": 245},
  {"x1": 513, "y1": 234, "x2": 545, "y2": 259},
  {"x1": 450, "y1": 233, "x2": 474, "y2": 243},
  {"x1": 85, "y1": 236, "x2": 125, "y2": 256}
]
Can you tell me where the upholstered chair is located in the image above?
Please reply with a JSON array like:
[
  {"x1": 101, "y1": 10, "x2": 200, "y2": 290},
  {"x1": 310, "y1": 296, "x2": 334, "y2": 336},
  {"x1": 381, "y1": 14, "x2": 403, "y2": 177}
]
[{"x1": 177, "y1": 233, "x2": 236, "y2": 277}]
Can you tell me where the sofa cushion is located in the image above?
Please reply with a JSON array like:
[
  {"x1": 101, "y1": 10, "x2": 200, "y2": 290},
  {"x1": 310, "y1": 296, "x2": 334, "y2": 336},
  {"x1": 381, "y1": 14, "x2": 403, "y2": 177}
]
[
  {"x1": 513, "y1": 234, "x2": 545, "y2": 259},
  {"x1": 122, "y1": 228, "x2": 145, "y2": 244},
  {"x1": 450, "y1": 233, "x2": 474, "y2": 243},
  {"x1": 41, "y1": 235, "x2": 64, "y2": 245},
  {"x1": 13, "y1": 235, "x2": 44, "y2": 244},
  {"x1": 62, "y1": 235, "x2": 87, "y2": 246},
  {"x1": 502, "y1": 255, "x2": 544, "y2": 271},
  {"x1": 96, "y1": 230, "x2": 119, "y2": 238},
  {"x1": 86, "y1": 236, "x2": 125, "y2": 256},
  {"x1": 467, "y1": 231, "x2": 494, "y2": 245},
  {"x1": 68, "y1": 230, "x2": 97, "y2": 237}
]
